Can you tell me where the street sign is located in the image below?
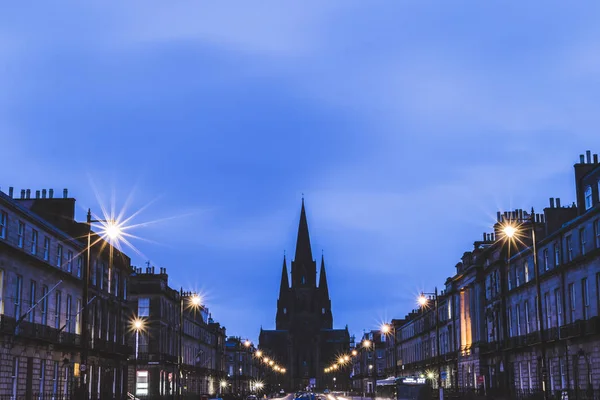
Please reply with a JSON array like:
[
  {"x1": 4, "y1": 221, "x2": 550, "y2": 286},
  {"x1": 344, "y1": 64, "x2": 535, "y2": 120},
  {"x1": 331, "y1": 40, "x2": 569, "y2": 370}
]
[{"x1": 440, "y1": 371, "x2": 447, "y2": 380}]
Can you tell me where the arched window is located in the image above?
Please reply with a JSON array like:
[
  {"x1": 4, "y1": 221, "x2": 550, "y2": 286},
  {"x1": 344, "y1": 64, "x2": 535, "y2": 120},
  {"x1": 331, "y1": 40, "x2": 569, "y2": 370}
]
[{"x1": 585, "y1": 186, "x2": 592, "y2": 210}]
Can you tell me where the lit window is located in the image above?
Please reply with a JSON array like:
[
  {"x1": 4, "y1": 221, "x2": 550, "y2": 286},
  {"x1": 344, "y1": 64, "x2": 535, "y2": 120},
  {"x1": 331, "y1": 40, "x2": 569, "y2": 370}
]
[
  {"x1": 554, "y1": 243, "x2": 560, "y2": 266},
  {"x1": 77, "y1": 257, "x2": 82, "y2": 278},
  {"x1": 524, "y1": 261, "x2": 529, "y2": 283},
  {"x1": 543, "y1": 249, "x2": 549, "y2": 271},
  {"x1": 136, "y1": 371, "x2": 149, "y2": 396},
  {"x1": 0, "y1": 210, "x2": 7, "y2": 239},
  {"x1": 17, "y1": 221, "x2": 24, "y2": 248}
]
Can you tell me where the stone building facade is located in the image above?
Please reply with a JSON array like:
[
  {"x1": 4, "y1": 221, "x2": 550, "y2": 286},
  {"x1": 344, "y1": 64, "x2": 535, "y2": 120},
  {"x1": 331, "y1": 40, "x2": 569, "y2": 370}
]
[
  {"x1": 390, "y1": 151, "x2": 600, "y2": 398},
  {"x1": 0, "y1": 187, "x2": 131, "y2": 399},
  {"x1": 128, "y1": 266, "x2": 226, "y2": 398},
  {"x1": 224, "y1": 337, "x2": 261, "y2": 396}
]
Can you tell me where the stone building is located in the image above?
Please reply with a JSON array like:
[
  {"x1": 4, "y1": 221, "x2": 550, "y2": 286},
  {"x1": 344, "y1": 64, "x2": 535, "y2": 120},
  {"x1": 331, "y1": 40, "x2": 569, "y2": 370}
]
[
  {"x1": 0, "y1": 187, "x2": 131, "y2": 399},
  {"x1": 224, "y1": 337, "x2": 261, "y2": 396},
  {"x1": 128, "y1": 266, "x2": 226, "y2": 398},
  {"x1": 350, "y1": 330, "x2": 388, "y2": 394}
]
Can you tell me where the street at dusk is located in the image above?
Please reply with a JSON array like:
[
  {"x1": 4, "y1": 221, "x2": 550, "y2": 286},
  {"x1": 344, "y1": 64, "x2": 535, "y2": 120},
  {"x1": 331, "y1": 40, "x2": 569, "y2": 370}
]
[{"x1": 1, "y1": 1, "x2": 600, "y2": 400}]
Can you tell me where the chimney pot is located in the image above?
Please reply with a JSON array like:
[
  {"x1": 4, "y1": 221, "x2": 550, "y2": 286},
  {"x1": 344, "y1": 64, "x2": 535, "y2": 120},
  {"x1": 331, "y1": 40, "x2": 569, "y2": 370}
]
[
  {"x1": 49, "y1": 189, "x2": 53, "y2": 198},
  {"x1": 8, "y1": 187, "x2": 13, "y2": 198},
  {"x1": 491, "y1": 233, "x2": 495, "y2": 241},
  {"x1": 20, "y1": 189, "x2": 25, "y2": 199},
  {"x1": 550, "y1": 198, "x2": 555, "y2": 208},
  {"x1": 26, "y1": 189, "x2": 31, "y2": 199},
  {"x1": 483, "y1": 232, "x2": 486, "y2": 241},
  {"x1": 63, "y1": 189, "x2": 68, "y2": 198},
  {"x1": 580, "y1": 154, "x2": 585, "y2": 163},
  {"x1": 36, "y1": 190, "x2": 40, "y2": 199},
  {"x1": 586, "y1": 150, "x2": 591, "y2": 163},
  {"x1": 556, "y1": 198, "x2": 561, "y2": 208},
  {"x1": 151, "y1": 266, "x2": 155, "y2": 274},
  {"x1": 594, "y1": 154, "x2": 599, "y2": 164},
  {"x1": 496, "y1": 211, "x2": 501, "y2": 222},
  {"x1": 41, "y1": 189, "x2": 46, "y2": 199}
]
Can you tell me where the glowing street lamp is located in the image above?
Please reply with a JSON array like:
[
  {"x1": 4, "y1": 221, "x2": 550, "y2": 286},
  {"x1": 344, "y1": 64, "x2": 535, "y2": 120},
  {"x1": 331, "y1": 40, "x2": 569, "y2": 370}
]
[
  {"x1": 351, "y1": 349, "x2": 358, "y2": 357},
  {"x1": 244, "y1": 340, "x2": 251, "y2": 347},
  {"x1": 256, "y1": 350, "x2": 263, "y2": 358},
  {"x1": 363, "y1": 340, "x2": 371, "y2": 349},
  {"x1": 381, "y1": 324, "x2": 391, "y2": 334},
  {"x1": 418, "y1": 289, "x2": 442, "y2": 400}
]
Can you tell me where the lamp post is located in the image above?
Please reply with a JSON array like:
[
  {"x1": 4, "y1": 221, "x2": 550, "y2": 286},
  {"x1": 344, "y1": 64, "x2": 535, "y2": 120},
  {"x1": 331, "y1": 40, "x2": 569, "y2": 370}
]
[
  {"x1": 501, "y1": 209, "x2": 548, "y2": 400},
  {"x1": 178, "y1": 291, "x2": 202, "y2": 399},
  {"x1": 79, "y1": 209, "x2": 121, "y2": 399},
  {"x1": 132, "y1": 318, "x2": 145, "y2": 396},
  {"x1": 418, "y1": 288, "x2": 442, "y2": 400},
  {"x1": 362, "y1": 339, "x2": 375, "y2": 398},
  {"x1": 381, "y1": 323, "x2": 396, "y2": 378}
]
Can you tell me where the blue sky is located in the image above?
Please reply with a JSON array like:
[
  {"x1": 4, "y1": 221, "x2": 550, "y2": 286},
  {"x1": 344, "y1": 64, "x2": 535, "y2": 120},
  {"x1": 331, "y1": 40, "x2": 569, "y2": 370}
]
[{"x1": 2, "y1": 1, "x2": 600, "y2": 343}]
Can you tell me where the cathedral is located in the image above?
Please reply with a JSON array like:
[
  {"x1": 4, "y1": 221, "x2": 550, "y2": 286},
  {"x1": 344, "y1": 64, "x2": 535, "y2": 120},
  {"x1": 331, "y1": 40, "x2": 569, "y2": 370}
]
[{"x1": 259, "y1": 200, "x2": 350, "y2": 391}]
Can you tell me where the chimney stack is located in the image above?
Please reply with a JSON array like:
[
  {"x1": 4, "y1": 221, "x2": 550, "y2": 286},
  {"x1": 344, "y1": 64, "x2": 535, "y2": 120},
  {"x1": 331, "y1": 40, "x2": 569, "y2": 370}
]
[
  {"x1": 151, "y1": 266, "x2": 155, "y2": 274},
  {"x1": 36, "y1": 190, "x2": 40, "y2": 199},
  {"x1": 26, "y1": 189, "x2": 31, "y2": 199},
  {"x1": 496, "y1": 211, "x2": 501, "y2": 222},
  {"x1": 63, "y1": 189, "x2": 68, "y2": 198},
  {"x1": 594, "y1": 154, "x2": 599, "y2": 164},
  {"x1": 20, "y1": 189, "x2": 25, "y2": 199},
  {"x1": 556, "y1": 198, "x2": 561, "y2": 208},
  {"x1": 49, "y1": 189, "x2": 53, "y2": 199},
  {"x1": 580, "y1": 154, "x2": 585, "y2": 163},
  {"x1": 41, "y1": 189, "x2": 46, "y2": 199},
  {"x1": 586, "y1": 150, "x2": 591, "y2": 163},
  {"x1": 8, "y1": 187, "x2": 13, "y2": 198}
]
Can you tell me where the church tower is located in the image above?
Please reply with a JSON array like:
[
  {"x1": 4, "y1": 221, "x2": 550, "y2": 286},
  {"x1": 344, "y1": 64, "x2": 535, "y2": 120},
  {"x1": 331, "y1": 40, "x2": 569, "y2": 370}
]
[{"x1": 276, "y1": 199, "x2": 332, "y2": 330}]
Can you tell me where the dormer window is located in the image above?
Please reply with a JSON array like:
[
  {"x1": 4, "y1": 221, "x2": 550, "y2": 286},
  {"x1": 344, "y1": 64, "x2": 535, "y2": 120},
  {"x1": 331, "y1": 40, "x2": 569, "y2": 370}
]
[{"x1": 585, "y1": 186, "x2": 592, "y2": 210}]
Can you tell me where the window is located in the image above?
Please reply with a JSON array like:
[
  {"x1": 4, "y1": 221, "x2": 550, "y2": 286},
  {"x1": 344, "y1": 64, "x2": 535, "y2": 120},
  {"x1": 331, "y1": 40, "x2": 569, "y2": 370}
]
[
  {"x1": 569, "y1": 283, "x2": 576, "y2": 322},
  {"x1": 515, "y1": 304, "x2": 521, "y2": 336},
  {"x1": 534, "y1": 296, "x2": 539, "y2": 331},
  {"x1": 566, "y1": 236, "x2": 573, "y2": 261},
  {"x1": 52, "y1": 361, "x2": 59, "y2": 399},
  {"x1": 29, "y1": 280, "x2": 36, "y2": 323},
  {"x1": 43, "y1": 237, "x2": 50, "y2": 261},
  {"x1": 39, "y1": 360, "x2": 46, "y2": 400},
  {"x1": 301, "y1": 276, "x2": 305, "y2": 285},
  {"x1": 516, "y1": 266, "x2": 521, "y2": 287},
  {"x1": 17, "y1": 221, "x2": 25, "y2": 248},
  {"x1": 524, "y1": 301, "x2": 530, "y2": 334},
  {"x1": 0, "y1": 269, "x2": 4, "y2": 314},
  {"x1": 554, "y1": 243, "x2": 560, "y2": 266},
  {"x1": 54, "y1": 291, "x2": 62, "y2": 329},
  {"x1": 56, "y1": 245, "x2": 63, "y2": 267},
  {"x1": 136, "y1": 370, "x2": 149, "y2": 396},
  {"x1": 67, "y1": 251, "x2": 73, "y2": 272},
  {"x1": 508, "y1": 307, "x2": 513, "y2": 337},
  {"x1": 582, "y1": 278, "x2": 589, "y2": 320},
  {"x1": 14, "y1": 275, "x2": 22, "y2": 320},
  {"x1": 76, "y1": 256, "x2": 82, "y2": 278},
  {"x1": 0, "y1": 210, "x2": 6, "y2": 239},
  {"x1": 62, "y1": 366, "x2": 70, "y2": 398},
  {"x1": 65, "y1": 295, "x2": 72, "y2": 333},
  {"x1": 41, "y1": 285, "x2": 48, "y2": 325},
  {"x1": 595, "y1": 220, "x2": 600, "y2": 249},
  {"x1": 322, "y1": 307, "x2": 325, "y2": 314},
  {"x1": 138, "y1": 298, "x2": 150, "y2": 317},
  {"x1": 597, "y1": 273, "x2": 600, "y2": 318},
  {"x1": 543, "y1": 249, "x2": 549, "y2": 271},
  {"x1": 524, "y1": 261, "x2": 529, "y2": 283},
  {"x1": 584, "y1": 186, "x2": 592, "y2": 210},
  {"x1": 99, "y1": 262, "x2": 105, "y2": 289},
  {"x1": 123, "y1": 278, "x2": 127, "y2": 300},
  {"x1": 75, "y1": 299, "x2": 82, "y2": 334},
  {"x1": 108, "y1": 265, "x2": 112, "y2": 294},
  {"x1": 545, "y1": 292, "x2": 552, "y2": 329},
  {"x1": 555, "y1": 288, "x2": 563, "y2": 327},
  {"x1": 91, "y1": 261, "x2": 97, "y2": 286},
  {"x1": 114, "y1": 272, "x2": 119, "y2": 298},
  {"x1": 31, "y1": 229, "x2": 38, "y2": 255},
  {"x1": 580, "y1": 228, "x2": 587, "y2": 255},
  {"x1": 12, "y1": 357, "x2": 18, "y2": 400}
]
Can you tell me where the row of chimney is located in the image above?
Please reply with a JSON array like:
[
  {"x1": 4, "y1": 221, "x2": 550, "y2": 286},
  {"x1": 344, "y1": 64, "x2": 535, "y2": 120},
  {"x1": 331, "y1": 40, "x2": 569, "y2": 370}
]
[
  {"x1": 133, "y1": 266, "x2": 168, "y2": 275},
  {"x1": 5, "y1": 187, "x2": 69, "y2": 199},
  {"x1": 495, "y1": 209, "x2": 546, "y2": 224},
  {"x1": 579, "y1": 150, "x2": 599, "y2": 165}
]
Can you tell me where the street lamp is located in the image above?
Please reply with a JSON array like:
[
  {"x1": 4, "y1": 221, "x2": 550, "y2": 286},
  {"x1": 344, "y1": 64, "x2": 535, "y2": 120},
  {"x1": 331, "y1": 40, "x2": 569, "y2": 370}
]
[
  {"x1": 362, "y1": 339, "x2": 376, "y2": 397},
  {"x1": 418, "y1": 289, "x2": 443, "y2": 400},
  {"x1": 178, "y1": 291, "x2": 202, "y2": 399},
  {"x1": 131, "y1": 317, "x2": 146, "y2": 396},
  {"x1": 381, "y1": 323, "x2": 397, "y2": 378},
  {"x1": 80, "y1": 209, "x2": 122, "y2": 398},
  {"x1": 502, "y1": 209, "x2": 548, "y2": 400}
]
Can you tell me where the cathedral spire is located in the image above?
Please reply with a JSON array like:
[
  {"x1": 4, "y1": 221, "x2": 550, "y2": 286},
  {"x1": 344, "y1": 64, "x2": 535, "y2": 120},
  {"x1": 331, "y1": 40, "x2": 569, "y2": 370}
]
[
  {"x1": 279, "y1": 254, "x2": 289, "y2": 296},
  {"x1": 294, "y1": 198, "x2": 313, "y2": 263},
  {"x1": 319, "y1": 254, "x2": 329, "y2": 297}
]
